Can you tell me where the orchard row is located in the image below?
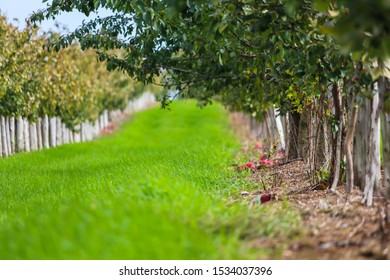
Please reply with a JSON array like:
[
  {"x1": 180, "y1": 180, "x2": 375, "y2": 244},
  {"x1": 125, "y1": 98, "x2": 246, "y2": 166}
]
[
  {"x1": 0, "y1": 92, "x2": 155, "y2": 157},
  {"x1": 0, "y1": 14, "x2": 143, "y2": 128}
]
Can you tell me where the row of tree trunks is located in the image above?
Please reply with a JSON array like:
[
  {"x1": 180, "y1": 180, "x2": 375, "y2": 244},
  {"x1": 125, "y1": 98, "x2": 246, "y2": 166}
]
[
  {"x1": 248, "y1": 107, "x2": 286, "y2": 151},
  {"x1": 0, "y1": 93, "x2": 156, "y2": 158}
]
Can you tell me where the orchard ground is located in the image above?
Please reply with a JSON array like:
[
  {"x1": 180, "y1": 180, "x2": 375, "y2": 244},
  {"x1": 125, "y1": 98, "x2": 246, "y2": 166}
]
[
  {"x1": 230, "y1": 113, "x2": 390, "y2": 259},
  {"x1": 1, "y1": 101, "x2": 388, "y2": 260},
  {"x1": 0, "y1": 101, "x2": 300, "y2": 259}
]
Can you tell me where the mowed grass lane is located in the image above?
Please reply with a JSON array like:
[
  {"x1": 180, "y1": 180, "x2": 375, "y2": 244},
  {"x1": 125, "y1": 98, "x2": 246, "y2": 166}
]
[{"x1": 0, "y1": 101, "x2": 299, "y2": 259}]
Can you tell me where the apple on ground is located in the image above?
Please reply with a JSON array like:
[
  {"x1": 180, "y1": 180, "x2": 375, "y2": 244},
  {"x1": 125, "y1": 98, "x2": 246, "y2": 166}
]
[
  {"x1": 245, "y1": 161, "x2": 256, "y2": 169},
  {"x1": 260, "y1": 193, "x2": 271, "y2": 203}
]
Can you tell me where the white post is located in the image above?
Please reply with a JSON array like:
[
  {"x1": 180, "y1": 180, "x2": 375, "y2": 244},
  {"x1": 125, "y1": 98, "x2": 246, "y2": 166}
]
[
  {"x1": 30, "y1": 123, "x2": 38, "y2": 151},
  {"x1": 94, "y1": 121, "x2": 99, "y2": 136},
  {"x1": 274, "y1": 106, "x2": 286, "y2": 150},
  {"x1": 16, "y1": 116, "x2": 24, "y2": 152},
  {"x1": 9, "y1": 117, "x2": 15, "y2": 154},
  {"x1": 74, "y1": 125, "x2": 81, "y2": 143},
  {"x1": 104, "y1": 110, "x2": 109, "y2": 127},
  {"x1": 1, "y1": 116, "x2": 8, "y2": 157},
  {"x1": 69, "y1": 130, "x2": 74, "y2": 143},
  {"x1": 0, "y1": 122, "x2": 2, "y2": 157},
  {"x1": 24, "y1": 118, "x2": 30, "y2": 152},
  {"x1": 49, "y1": 117, "x2": 56, "y2": 147},
  {"x1": 363, "y1": 83, "x2": 381, "y2": 206},
  {"x1": 5, "y1": 116, "x2": 11, "y2": 155},
  {"x1": 37, "y1": 118, "x2": 43, "y2": 150},
  {"x1": 42, "y1": 115, "x2": 50, "y2": 148},
  {"x1": 56, "y1": 117, "x2": 62, "y2": 146}
]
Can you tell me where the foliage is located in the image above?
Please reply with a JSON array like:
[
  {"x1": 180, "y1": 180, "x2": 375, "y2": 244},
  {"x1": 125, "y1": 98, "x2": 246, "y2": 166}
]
[
  {"x1": 27, "y1": 0, "x2": 378, "y2": 114},
  {"x1": 0, "y1": 14, "x2": 140, "y2": 128},
  {"x1": 29, "y1": 0, "x2": 387, "y2": 115}
]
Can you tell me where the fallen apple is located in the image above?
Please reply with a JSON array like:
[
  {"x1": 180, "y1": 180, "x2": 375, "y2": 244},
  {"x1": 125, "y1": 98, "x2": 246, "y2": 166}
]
[
  {"x1": 237, "y1": 165, "x2": 246, "y2": 171},
  {"x1": 260, "y1": 193, "x2": 271, "y2": 203},
  {"x1": 246, "y1": 162, "x2": 256, "y2": 169}
]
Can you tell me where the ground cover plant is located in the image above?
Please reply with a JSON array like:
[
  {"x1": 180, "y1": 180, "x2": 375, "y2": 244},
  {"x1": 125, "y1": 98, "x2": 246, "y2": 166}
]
[{"x1": 0, "y1": 101, "x2": 300, "y2": 259}]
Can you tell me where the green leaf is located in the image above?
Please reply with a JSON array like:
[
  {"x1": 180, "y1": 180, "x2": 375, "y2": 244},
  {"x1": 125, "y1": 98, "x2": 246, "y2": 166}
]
[
  {"x1": 312, "y1": 0, "x2": 330, "y2": 12},
  {"x1": 218, "y1": 23, "x2": 228, "y2": 34}
]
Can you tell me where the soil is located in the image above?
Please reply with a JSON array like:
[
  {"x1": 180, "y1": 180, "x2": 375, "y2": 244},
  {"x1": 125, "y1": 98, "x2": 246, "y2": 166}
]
[{"x1": 228, "y1": 112, "x2": 390, "y2": 260}]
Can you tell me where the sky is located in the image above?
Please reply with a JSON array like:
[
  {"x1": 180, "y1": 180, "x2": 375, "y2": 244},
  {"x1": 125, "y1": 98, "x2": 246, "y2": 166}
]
[{"x1": 0, "y1": 0, "x2": 113, "y2": 34}]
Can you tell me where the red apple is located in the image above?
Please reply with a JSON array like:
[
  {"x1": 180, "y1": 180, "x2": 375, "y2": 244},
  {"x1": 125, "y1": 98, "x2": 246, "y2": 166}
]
[
  {"x1": 260, "y1": 193, "x2": 271, "y2": 203},
  {"x1": 246, "y1": 162, "x2": 256, "y2": 169},
  {"x1": 237, "y1": 165, "x2": 245, "y2": 171}
]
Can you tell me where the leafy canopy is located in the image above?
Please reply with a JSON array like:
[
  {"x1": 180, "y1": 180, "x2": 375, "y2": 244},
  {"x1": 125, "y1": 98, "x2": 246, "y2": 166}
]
[{"x1": 30, "y1": 1, "x2": 389, "y2": 113}]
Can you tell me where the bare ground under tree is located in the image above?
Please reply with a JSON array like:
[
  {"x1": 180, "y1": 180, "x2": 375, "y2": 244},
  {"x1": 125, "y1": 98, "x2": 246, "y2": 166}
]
[{"x1": 228, "y1": 112, "x2": 390, "y2": 259}]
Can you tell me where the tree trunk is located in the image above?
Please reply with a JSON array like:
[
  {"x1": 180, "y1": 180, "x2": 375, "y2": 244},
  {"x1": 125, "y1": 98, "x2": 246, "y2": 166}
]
[
  {"x1": 80, "y1": 123, "x2": 85, "y2": 142},
  {"x1": 30, "y1": 123, "x2": 38, "y2": 151},
  {"x1": 37, "y1": 118, "x2": 43, "y2": 150},
  {"x1": 9, "y1": 117, "x2": 15, "y2": 154},
  {"x1": 345, "y1": 96, "x2": 358, "y2": 193},
  {"x1": 264, "y1": 109, "x2": 275, "y2": 142},
  {"x1": 86, "y1": 122, "x2": 92, "y2": 141},
  {"x1": 0, "y1": 121, "x2": 2, "y2": 157},
  {"x1": 16, "y1": 116, "x2": 24, "y2": 152},
  {"x1": 69, "y1": 130, "x2": 74, "y2": 143},
  {"x1": 362, "y1": 83, "x2": 381, "y2": 206},
  {"x1": 353, "y1": 98, "x2": 370, "y2": 189},
  {"x1": 287, "y1": 111, "x2": 301, "y2": 160},
  {"x1": 274, "y1": 107, "x2": 286, "y2": 150},
  {"x1": 323, "y1": 118, "x2": 331, "y2": 169},
  {"x1": 1, "y1": 116, "x2": 9, "y2": 157},
  {"x1": 73, "y1": 125, "x2": 81, "y2": 143},
  {"x1": 306, "y1": 105, "x2": 317, "y2": 173},
  {"x1": 331, "y1": 83, "x2": 343, "y2": 191},
  {"x1": 49, "y1": 117, "x2": 56, "y2": 147},
  {"x1": 64, "y1": 128, "x2": 68, "y2": 143},
  {"x1": 379, "y1": 77, "x2": 390, "y2": 198},
  {"x1": 5, "y1": 116, "x2": 11, "y2": 155},
  {"x1": 56, "y1": 117, "x2": 62, "y2": 146},
  {"x1": 24, "y1": 118, "x2": 30, "y2": 152},
  {"x1": 42, "y1": 115, "x2": 50, "y2": 148}
]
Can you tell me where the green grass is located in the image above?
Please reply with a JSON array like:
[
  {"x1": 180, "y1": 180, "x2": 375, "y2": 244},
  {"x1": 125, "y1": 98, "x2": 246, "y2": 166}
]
[{"x1": 0, "y1": 101, "x2": 300, "y2": 259}]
